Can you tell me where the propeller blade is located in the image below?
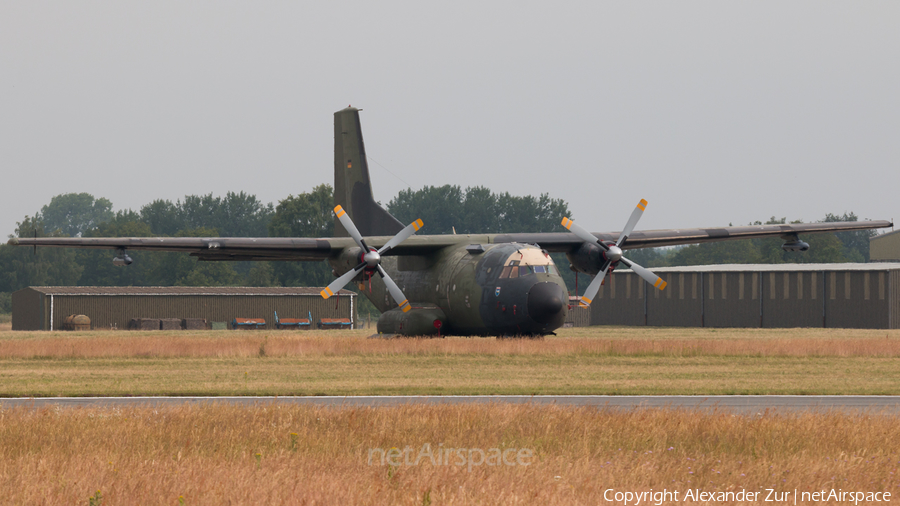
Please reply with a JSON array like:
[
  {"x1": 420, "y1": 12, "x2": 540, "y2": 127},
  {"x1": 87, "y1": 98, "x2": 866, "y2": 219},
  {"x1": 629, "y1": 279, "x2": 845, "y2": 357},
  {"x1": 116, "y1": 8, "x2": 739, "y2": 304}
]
[
  {"x1": 334, "y1": 205, "x2": 369, "y2": 251},
  {"x1": 619, "y1": 257, "x2": 667, "y2": 291},
  {"x1": 617, "y1": 199, "x2": 647, "y2": 247},
  {"x1": 330, "y1": 206, "x2": 419, "y2": 312},
  {"x1": 376, "y1": 265, "x2": 412, "y2": 312},
  {"x1": 378, "y1": 218, "x2": 424, "y2": 254},
  {"x1": 561, "y1": 217, "x2": 609, "y2": 251},
  {"x1": 579, "y1": 264, "x2": 610, "y2": 307},
  {"x1": 320, "y1": 264, "x2": 365, "y2": 299}
]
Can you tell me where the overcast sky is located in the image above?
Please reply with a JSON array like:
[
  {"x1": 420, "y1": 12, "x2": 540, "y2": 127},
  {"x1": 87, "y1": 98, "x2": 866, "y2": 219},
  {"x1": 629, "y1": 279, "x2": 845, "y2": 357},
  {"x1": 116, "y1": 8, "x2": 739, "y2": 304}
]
[{"x1": 2, "y1": 2, "x2": 898, "y2": 238}]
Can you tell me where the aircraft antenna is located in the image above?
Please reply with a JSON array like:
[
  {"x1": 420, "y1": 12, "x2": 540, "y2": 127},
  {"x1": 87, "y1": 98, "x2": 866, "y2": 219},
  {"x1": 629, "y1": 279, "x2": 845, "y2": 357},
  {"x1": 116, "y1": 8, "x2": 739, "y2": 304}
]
[{"x1": 366, "y1": 154, "x2": 414, "y2": 189}]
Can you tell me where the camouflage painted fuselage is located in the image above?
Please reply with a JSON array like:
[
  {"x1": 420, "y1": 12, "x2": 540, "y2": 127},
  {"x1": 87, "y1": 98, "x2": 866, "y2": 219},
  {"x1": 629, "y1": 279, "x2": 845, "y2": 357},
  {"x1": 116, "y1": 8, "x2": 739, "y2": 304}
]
[{"x1": 329, "y1": 240, "x2": 568, "y2": 336}]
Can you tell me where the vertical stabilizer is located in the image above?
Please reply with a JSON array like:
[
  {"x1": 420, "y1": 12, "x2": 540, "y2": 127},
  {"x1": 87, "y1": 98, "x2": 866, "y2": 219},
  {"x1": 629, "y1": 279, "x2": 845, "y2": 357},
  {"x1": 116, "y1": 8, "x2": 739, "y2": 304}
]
[{"x1": 333, "y1": 107, "x2": 404, "y2": 237}]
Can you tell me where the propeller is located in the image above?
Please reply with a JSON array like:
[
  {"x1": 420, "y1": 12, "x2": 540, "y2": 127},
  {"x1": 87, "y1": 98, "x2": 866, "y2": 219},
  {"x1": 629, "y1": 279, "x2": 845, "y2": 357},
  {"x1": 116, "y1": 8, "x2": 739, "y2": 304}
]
[
  {"x1": 561, "y1": 199, "x2": 666, "y2": 307},
  {"x1": 320, "y1": 205, "x2": 423, "y2": 313}
]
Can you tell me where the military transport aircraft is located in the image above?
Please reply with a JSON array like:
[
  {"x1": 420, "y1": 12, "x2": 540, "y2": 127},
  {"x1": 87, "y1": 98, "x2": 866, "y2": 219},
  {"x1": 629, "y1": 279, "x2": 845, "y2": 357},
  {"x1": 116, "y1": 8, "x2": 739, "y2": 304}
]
[{"x1": 9, "y1": 107, "x2": 893, "y2": 337}]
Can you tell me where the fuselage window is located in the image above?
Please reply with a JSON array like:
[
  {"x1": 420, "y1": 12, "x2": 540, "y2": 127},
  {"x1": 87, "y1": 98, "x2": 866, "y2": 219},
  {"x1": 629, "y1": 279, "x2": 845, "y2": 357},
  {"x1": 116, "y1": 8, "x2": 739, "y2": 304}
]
[
  {"x1": 509, "y1": 266, "x2": 519, "y2": 278},
  {"x1": 500, "y1": 266, "x2": 513, "y2": 279},
  {"x1": 533, "y1": 265, "x2": 546, "y2": 274},
  {"x1": 519, "y1": 266, "x2": 531, "y2": 276}
]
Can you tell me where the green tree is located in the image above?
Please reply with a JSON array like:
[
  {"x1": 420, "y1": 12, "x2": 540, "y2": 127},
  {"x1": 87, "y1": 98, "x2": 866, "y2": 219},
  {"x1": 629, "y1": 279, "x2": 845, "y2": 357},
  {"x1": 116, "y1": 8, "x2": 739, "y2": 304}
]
[
  {"x1": 267, "y1": 185, "x2": 335, "y2": 287},
  {"x1": 824, "y1": 212, "x2": 874, "y2": 262},
  {"x1": 0, "y1": 291, "x2": 11, "y2": 314},
  {"x1": 268, "y1": 184, "x2": 334, "y2": 238},
  {"x1": 388, "y1": 185, "x2": 570, "y2": 235},
  {"x1": 76, "y1": 211, "x2": 160, "y2": 286},
  {"x1": 139, "y1": 199, "x2": 182, "y2": 236},
  {"x1": 152, "y1": 228, "x2": 241, "y2": 287},
  {"x1": 0, "y1": 216, "x2": 83, "y2": 292},
  {"x1": 39, "y1": 193, "x2": 113, "y2": 237},
  {"x1": 668, "y1": 239, "x2": 762, "y2": 266},
  {"x1": 388, "y1": 185, "x2": 466, "y2": 234},
  {"x1": 245, "y1": 262, "x2": 279, "y2": 287},
  {"x1": 218, "y1": 192, "x2": 274, "y2": 237},
  {"x1": 177, "y1": 192, "x2": 273, "y2": 237}
]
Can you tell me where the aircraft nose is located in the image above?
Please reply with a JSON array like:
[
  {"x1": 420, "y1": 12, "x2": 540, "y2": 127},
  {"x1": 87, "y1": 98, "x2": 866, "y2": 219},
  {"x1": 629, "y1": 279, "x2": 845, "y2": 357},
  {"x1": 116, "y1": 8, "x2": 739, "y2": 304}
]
[{"x1": 527, "y1": 282, "x2": 566, "y2": 325}]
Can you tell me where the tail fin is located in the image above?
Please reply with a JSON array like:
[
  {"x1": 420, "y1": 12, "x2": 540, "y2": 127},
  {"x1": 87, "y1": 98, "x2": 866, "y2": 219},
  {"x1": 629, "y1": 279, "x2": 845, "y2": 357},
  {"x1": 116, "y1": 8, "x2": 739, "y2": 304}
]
[{"x1": 333, "y1": 107, "x2": 403, "y2": 237}]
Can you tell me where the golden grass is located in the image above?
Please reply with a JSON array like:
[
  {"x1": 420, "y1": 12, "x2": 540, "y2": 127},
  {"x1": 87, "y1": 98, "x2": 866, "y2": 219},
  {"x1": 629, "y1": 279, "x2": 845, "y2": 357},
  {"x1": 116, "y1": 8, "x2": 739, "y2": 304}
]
[
  {"x1": 1, "y1": 327, "x2": 900, "y2": 396},
  {"x1": 0, "y1": 403, "x2": 898, "y2": 505},
  {"x1": 1, "y1": 326, "x2": 900, "y2": 359}
]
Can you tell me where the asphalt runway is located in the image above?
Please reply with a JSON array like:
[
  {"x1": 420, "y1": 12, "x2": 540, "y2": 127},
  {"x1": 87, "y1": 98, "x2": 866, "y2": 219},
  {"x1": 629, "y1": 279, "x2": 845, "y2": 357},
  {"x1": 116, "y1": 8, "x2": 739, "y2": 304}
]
[{"x1": 2, "y1": 396, "x2": 900, "y2": 414}]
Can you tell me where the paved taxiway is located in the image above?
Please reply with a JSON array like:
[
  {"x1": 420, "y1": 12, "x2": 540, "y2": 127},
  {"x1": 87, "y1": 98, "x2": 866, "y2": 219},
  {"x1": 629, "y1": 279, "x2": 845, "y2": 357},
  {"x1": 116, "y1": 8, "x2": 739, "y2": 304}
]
[{"x1": 2, "y1": 396, "x2": 899, "y2": 414}]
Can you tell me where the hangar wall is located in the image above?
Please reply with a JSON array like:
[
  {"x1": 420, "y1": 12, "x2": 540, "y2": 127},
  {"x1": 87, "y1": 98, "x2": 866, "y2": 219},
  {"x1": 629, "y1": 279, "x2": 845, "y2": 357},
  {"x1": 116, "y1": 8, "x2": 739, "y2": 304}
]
[
  {"x1": 871, "y1": 230, "x2": 900, "y2": 262},
  {"x1": 589, "y1": 264, "x2": 900, "y2": 329},
  {"x1": 12, "y1": 287, "x2": 356, "y2": 331}
]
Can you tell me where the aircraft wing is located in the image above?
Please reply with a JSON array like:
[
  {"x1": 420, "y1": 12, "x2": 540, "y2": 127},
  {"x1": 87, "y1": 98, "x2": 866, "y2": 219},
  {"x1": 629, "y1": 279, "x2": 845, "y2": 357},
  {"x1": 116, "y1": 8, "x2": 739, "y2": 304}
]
[
  {"x1": 493, "y1": 220, "x2": 894, "y2": 252},
  {"x1": 8, "y1": 220, "x2": 893, "y2": 260},
  {"x1": 6, "y1": 234, "x2": 462, "y2": 261},
  {"x1": 6, "y1": 236, "x2": 346, "y2": 261}
]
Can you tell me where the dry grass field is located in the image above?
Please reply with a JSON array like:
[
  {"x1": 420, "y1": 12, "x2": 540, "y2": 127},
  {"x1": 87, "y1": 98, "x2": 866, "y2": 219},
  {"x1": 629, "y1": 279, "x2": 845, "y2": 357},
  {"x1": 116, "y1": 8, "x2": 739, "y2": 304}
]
[
  {"x1": 1, "y1": 326, "x2": 899, "y2": 504},
  {"x1": 1, "y1": 403, "x2": 898, "y2": 505},
  {"x1": 0, "y1": 326, "x2": 899, "y2": 396}
]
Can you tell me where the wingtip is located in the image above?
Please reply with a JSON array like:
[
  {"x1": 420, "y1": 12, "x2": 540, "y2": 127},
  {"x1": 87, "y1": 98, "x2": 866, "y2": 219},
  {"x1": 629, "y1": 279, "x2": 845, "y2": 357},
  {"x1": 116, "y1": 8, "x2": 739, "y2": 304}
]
[{"x1": 7, "y1": 238, "x2": 18, "y2": 246}]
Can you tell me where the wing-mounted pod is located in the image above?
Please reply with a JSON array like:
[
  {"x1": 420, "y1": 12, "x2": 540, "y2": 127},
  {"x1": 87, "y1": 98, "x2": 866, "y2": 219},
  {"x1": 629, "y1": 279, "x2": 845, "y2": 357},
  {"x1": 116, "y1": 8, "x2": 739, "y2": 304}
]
[
  {"x1": 320, "y1": 205, "x2": 424, "y2": 313},
  {"x1": 781, "y1": 233, "x2": 810, "y2": 252},
  {"x1": 112, "y1": 248, "x2": 133, "y2": 266},
  {"x1": 561, "y1": 199, "x2": 666, "y2": 307}
]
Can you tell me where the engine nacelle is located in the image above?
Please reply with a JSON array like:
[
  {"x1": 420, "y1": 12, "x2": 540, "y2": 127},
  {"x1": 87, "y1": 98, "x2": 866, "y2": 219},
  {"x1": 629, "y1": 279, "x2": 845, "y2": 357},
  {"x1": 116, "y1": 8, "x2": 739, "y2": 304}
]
[
  {"x1": 781, "y1": 241, "x2": 810, "y2": 252},
  {"x1": 564, "y1": 242, "x2": 605, "y2": 276},
  {"x1": 377, "y1": 304, "x2": 447, "y2": 337}
]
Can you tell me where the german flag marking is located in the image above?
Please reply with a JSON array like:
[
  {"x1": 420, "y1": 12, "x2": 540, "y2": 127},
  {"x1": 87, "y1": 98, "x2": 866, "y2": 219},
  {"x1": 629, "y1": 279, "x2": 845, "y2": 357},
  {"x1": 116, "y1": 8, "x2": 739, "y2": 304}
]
[{"x1": 637, "y1": 199, "x2": 648, "y2": 211}]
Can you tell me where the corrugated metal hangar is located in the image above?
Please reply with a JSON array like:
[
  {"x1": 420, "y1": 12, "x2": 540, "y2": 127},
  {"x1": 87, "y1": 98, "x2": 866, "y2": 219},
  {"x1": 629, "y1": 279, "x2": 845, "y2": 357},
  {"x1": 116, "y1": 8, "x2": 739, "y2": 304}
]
[
  {"x1": 12, "y1": 287, "x2": 356, "y2": 331},
  {"x1": 590, "y1": 263, "x2": 900, "y2": 329},
  {"x1": 871, "y1": 230, "x2": 900, "y2": 262}
]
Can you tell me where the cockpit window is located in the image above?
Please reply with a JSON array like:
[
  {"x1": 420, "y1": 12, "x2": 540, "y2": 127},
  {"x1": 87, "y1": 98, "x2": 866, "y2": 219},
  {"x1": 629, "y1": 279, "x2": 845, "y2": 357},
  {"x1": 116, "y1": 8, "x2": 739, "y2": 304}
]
[{"x1": 498, "y1": 247, "x2": 558, "y2": 279}]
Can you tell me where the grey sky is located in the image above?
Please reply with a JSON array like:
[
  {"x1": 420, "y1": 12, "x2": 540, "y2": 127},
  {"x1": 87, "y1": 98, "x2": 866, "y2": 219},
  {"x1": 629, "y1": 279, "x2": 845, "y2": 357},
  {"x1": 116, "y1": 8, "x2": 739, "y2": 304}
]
[{"x1": 2, "y1": 2, "x2": 898, "y2": 238}]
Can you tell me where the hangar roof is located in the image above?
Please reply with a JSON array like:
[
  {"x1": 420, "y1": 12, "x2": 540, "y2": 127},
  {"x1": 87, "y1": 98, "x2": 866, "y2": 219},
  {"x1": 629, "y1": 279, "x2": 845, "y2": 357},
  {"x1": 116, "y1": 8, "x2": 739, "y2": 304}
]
[
  {"x1": 22, "y1": 286, "x2": 354, "y2": 296},
  {"x1": 621, "y1": 263, "x2": 900, "y2": 273},
  {"x1": 870, "y1": 229, "x2": 900, "y2": 242}
]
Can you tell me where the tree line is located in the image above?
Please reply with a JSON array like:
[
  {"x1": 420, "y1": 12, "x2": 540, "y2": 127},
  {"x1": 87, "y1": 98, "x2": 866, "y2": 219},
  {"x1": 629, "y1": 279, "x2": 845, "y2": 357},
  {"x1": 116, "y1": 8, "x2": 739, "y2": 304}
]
[{"x1": 0, "y1": 184, "x2": 877, "y2": 314}]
